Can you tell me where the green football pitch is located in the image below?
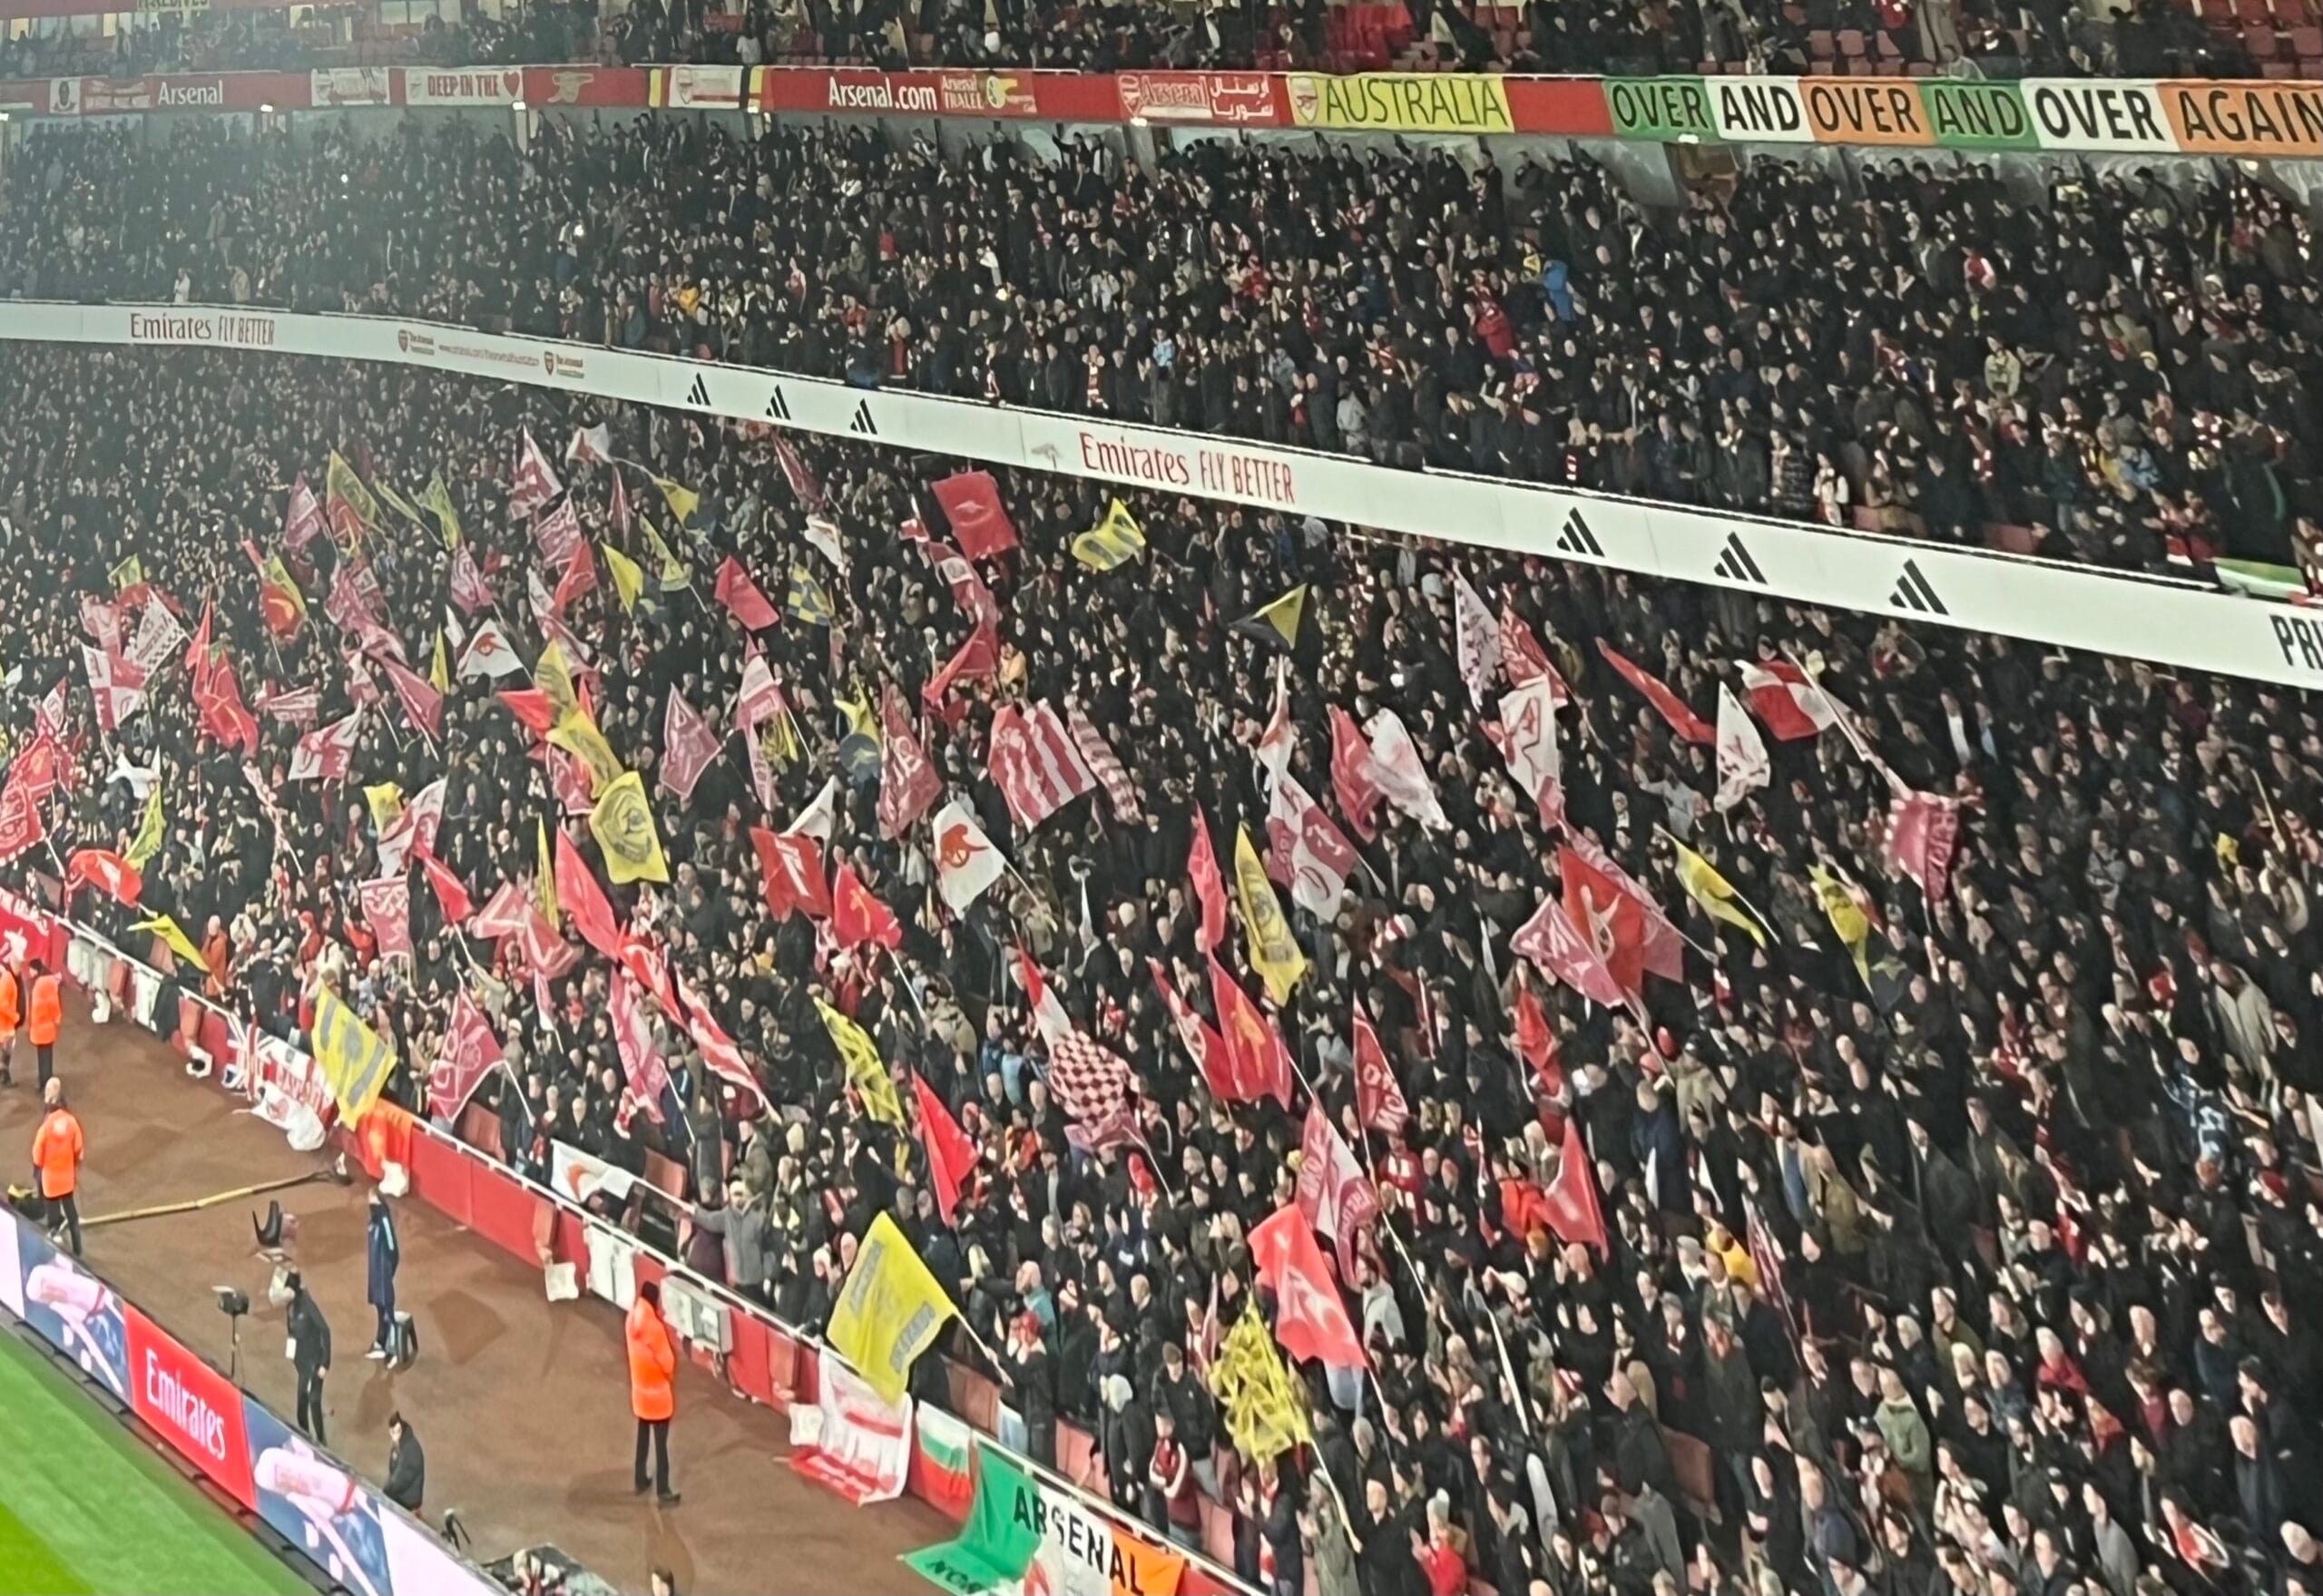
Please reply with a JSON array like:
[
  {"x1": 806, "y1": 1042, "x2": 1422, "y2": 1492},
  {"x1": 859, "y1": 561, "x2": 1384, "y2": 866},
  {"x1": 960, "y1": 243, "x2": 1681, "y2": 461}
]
[{"x1": 0, "y1": 1328, "x2": 313, "y2": 1596}]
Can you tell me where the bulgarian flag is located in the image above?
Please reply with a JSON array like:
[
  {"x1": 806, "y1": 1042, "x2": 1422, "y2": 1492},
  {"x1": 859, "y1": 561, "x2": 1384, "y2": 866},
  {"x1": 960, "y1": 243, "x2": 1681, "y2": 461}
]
[{"x1": 910, "y1": 1405, "x2": 975, "y2": 1522}]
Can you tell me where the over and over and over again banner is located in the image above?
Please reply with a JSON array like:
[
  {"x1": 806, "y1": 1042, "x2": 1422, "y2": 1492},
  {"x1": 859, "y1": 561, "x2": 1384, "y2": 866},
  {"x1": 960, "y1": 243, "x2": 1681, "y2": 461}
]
[{"x1": 1, "y1": 62, "x2": 2320, "y2": 158}]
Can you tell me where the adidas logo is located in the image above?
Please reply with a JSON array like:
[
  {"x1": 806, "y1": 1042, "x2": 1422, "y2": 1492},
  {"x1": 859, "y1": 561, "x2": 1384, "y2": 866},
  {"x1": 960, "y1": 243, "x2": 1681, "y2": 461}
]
[
  {"x1": 1889, "y1": 559, "x2": 1947, "y2": 616},
  {"x1": 683, "y1": 373, "x2": 711, "y2": 407},
  {"x1": 848, "y1": 400, "x2": 878, "y2": 437},
  {"x1": 1711, "y1": 533, "x2": 1767, "y2": 585},
  {"x1": 764, "y1": 387, "x2": 791, "y2": 423},
  {"x1": 1554, "y1": 508, "x2": 1604, "y2": 559}
]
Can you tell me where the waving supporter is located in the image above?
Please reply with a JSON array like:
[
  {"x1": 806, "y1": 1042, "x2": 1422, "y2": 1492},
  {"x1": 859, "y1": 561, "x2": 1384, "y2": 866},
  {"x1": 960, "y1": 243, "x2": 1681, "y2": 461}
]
[
  {"x1": 6, "y1": 116, "x2": 2321, "y2": 592},
  {"x1": 0, "y1": 333, "x2": 2321, "y2": 1596}
]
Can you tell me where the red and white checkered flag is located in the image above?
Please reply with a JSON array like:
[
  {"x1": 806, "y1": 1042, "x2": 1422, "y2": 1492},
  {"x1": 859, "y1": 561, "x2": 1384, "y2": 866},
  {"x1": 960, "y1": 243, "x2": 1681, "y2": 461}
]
[
  {"x1": 1065, "y1": 700, "x2": 1142, "y2": 825},
  {"x1": 1044, "y1": 1027, "x2": 1132, "y2": 1126}
]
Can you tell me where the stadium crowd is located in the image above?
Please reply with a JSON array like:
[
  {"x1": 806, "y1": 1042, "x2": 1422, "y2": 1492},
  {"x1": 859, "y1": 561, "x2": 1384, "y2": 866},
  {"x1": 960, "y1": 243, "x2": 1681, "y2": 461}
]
[
  {"x1": 2, "y1": 323, "x2": 2322, "y2": 1596},
  {"x1": 4, "y1": 116, "x2": 2316, "y2": 590}
]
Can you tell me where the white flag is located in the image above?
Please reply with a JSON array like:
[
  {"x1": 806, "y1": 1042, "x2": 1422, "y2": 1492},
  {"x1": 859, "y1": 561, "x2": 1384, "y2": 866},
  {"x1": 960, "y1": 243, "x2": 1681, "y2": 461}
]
[
  {"x1": 1715, "y1": 684, "x2": 1770, "y2": 812},
  {"x1": 803, "y1": 515, "x2": 845, "y2": 568},
  {"x1": 551, "y1": 1140, "x2": 634, "y2": 1205},
  {"x1": 788, "y1": 777, "x2": 839, "y2": 844},
  {"x1": 1363, "y1": 709, "x2": 1448, "y2": 829},
  {"x1": 1496, "y1": 677, "x2": 1560, "y2": 808},
  {"x1": 932, "y1": 799, "x2": 1006, "y2": 914},
  {"x1": 1453, "y1": 573, "x2": 1504, "y2": 708},
  {"x1": 457, "y1": 618, "x2": 526, "y2": 681}
]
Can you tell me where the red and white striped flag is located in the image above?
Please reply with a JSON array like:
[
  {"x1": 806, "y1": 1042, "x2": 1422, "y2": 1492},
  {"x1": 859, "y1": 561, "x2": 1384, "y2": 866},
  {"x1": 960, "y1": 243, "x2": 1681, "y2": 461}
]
[
  {"x1": 1065, "y1": 700, "x2": 1142, "y2": 824},
  {"x1": 986, "y1": 701, "x2": 1093, "y2": 832}
]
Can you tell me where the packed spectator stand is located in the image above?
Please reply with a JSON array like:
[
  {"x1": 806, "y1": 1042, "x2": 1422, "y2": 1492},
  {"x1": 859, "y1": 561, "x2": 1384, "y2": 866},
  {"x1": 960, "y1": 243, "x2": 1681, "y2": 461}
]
[
  {"x1": 5, "y1": 39, "x2": 2323, "y2": 1596},
  {"x1": 3, "y1": 114, "x2": 2318, "y2": 589}
]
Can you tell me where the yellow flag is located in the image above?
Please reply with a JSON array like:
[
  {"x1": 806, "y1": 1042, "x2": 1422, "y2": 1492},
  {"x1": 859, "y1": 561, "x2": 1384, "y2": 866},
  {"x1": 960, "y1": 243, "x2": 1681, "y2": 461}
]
[
  {"x1": 124, "y1": 787, "x2": 164, "y2": 870},
  {"x1": 129, "y1": 913, "x2": 207, "y2": 971},
  {"x1": 309, "y1": 985, "x2": 397, "y2": 1125},
  {"x1": 1232, "y1": 825, "x2": 1308, "y2": 1004},
  {"x1": 326, "y1": 450, "x2": 381, "y2": 530},
  {"x1": 430, "y1": 630, "x2": 451, "y2": 694},
  {"x1": 652, "y1": 475, "x2": 698, "y2": 527},
  {"x1": 109, "y1": 554, "x2": 145, "y2": 592},
  {"x1": 784, "y1": 565, "x2": 833, "y2": 627},
  {"x1": 826, "y1": 1213, "x2": 957, "y2": 1407},
  {"x1": 363, "y1": 781, "x2": 405, "y2": 833},
  {"x1": 375, "y1": 478, "x2": 425, "y2": 526},
  {"x1": 422, "y1": 470, "x2": 462, "y2": 549},
  {"x1": 1674, "y1": 841, "x2": 1768, "y2": 948},
  {"x1": 603, "y1": 541, "x2": 644, "y2": 613},
  {"x1": 642, "y1": 517, "x2": 689, "y2": 591},
  {"x1": 1071, "y1": 498, "x2": 1147, "y2": 572},
  {"x1": 836, "y1": 688, "x2": 878, "y2": 747},
  {"x1": 588, "y1": 770, "x2": 669, "y2": 886},
  {"x1": 817, "y1": 998, "x2": 904, "y2": 1129},
  {"x1": 1210, "y1": 1303, "x2": 1311, "y2": 1462},
  {"x1": 536, "y1": 818, "x2": 558, "y2": 925},
  {"x1": 548, "y1": 707, "x2": 623, "y2": 796},
  {"x1": 535, "y1": 640, "x2": 578, "y2": 717},
  {"x1": 261, "y1": 553, "x2": 308, "y2": 625},
  {"x1": 1809, "y1": 864, "x2": 1871, "y2": 984},
  {"x1": 1232, "y1": 583, "x2": 1309, "y2": 651}
]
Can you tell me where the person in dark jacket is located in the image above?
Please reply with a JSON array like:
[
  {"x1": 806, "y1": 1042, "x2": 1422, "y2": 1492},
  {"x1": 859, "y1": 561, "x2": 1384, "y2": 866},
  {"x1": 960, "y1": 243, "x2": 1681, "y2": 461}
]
[
  {"x1": 287, "y1": 1271, "x2": 332, "y2": 1444},
  {"x1": 384, "y1": 1411, "x2": 425, "y2": 1513},
  {"x1": 366, "y1": 1188, "x2": 400, "y2": 1359}
]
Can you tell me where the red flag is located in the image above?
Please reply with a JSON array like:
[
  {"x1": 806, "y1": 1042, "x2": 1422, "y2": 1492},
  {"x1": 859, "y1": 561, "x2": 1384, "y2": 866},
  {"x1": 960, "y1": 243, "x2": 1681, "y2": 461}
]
[
  {"x1": 877, "y1": 684, "x2": 943, "y2": 840},
  {"x1": 498, "y1": 688, "x2": 557, "y2": 738},
  {"x1": 1328, "y1": 707, "x2": 1385, "y2": 843},
  {"x1": 554, "y1": 827, "x2": 623, "y2": 958},
  {"x1": 472, "y1": 880, "x2": 531, "y2": 940},
  {"x1": 185, "y1": 599, "x2": 214, "y2": 685},
  {"x1": 64, "y1": 848, "x2": 141, "y2": 906},
  {"x1": 1204, "y1": 954, "x2": 1294, "y2": 1108},
  {"x1": 553, "y1": 538, "x2": 596, "y2": 615},
  {"x1": 418, "y1": 850, "x2": 475, "y2": 924},
  {"x1": 1350, "y1": 997, "x2": 1408, "y2": 1135},
  {"x1": 1247, "y1": 1204, "x2": 1367, "y2": 1367},
  {"x1": 198, "y1": 655, "x2": 260, "y2": 756},
  {"x1": 674, "y1": 975, "x2": 762, "y2": 1107},
  {"x1": 1566, "y1": 832, "x2": 1685, "y2": 984},
  {"x1": 80, "y1": 645, "x2": 147, "y2": 734},
  {"x1": 773, "y1": 436, "x2": 825, "y2": 509},
  {"x1": 925, "y1": 540, "x2": 1001, "y2": 631},
  {"x1": 931, "y1": 471, "x2": 1019, "y2": 560},
  {"x1": 712, "y1": 556, "x2": 779, "y2": 632},
  {"x1": 428, "y1": 991, "x2": 505, "y2": 1120},
  {"x1": 1740, "y1": 661, "x2": 1838, "y2": 741},
  {"x1": 922, "y1": 622, "x2": 998, "y2": 716},
  {"x1": 749, "y1": 827, "x2": 829, "y2": 920},
  {"x1": 660, "y1": 687, "x2": 726, "y2": 806},
  {"x1": 1596, "y1": 640, "x2": 1713, "y2": 745},
  {"x1": 832, "y1": 862, "x2": 902, "y2": 951},
  {"x1": 1513, "y1": 891, "x2": 1628, "y2": 1009},
  {"x1": 1887, "y1": 788, "x2": 1962, "y2": 900},
  {"x1": 1188, "y1": 810, "x2": 1228, "y2": 953},
  {"x1": 912, "y1": 1072, "x2": 977, "y2": 1225},
  {"x1": 1559, "y1": 845, "x2": 1647, "y2": 998},
  {"x1": 1499, "y1": 610, "x2": 1571, "y2": 704},
  {"x1": 0, "y1": 773, "x2": 44, "y2": 867},
  {"x1": 358, "y1": 876, "x2": 413, "y2": 963},
  {"x1": 1296, "y1": 1104, "x2": 1382, "y2": 1285},
  {"x1": 1148, "y1": 957, "x2": 1233, "y2": 1095},
  {"x1": 289, "y1": 710, "x2": 362, "y2": 783},
  {"x1": 381, "y1": 657, "x2": 444, "y2": 741},
  {"x1": 1541, "y1": 1115, "x2": 1607, "y2": 1253},
  {"x1": 611, "y1": 973, "x2": 669, "y2": 1123},
  {"x1": 1512, "y1": 976, "x2": 1561, "y2": 1093}
]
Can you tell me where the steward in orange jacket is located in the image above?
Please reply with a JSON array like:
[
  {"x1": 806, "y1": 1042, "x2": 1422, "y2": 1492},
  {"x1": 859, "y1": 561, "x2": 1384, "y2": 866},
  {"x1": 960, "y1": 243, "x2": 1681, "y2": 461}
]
[
  {"x1": 27, "y1": 967, "x2": 60, "y2": 1090},
  {"x1": 625, "y1": 1280, "x2": 679, "y2": 1503}
]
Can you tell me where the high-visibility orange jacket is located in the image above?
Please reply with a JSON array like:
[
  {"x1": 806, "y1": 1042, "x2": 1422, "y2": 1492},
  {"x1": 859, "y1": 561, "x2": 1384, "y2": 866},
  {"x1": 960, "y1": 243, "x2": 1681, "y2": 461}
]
[
  {"x1": 0, "y1": 969, "x2": 20, "y2": 1035},
  {"x1": 27, "y1": 974, "x2": 61, "y2": 1047},
  {"x1": 32, "y1": 1108, "x2": 82, "y2": 1199},
  {"x1": 626, "y1": 1297, "x2": 675, "y2": 1421}
]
